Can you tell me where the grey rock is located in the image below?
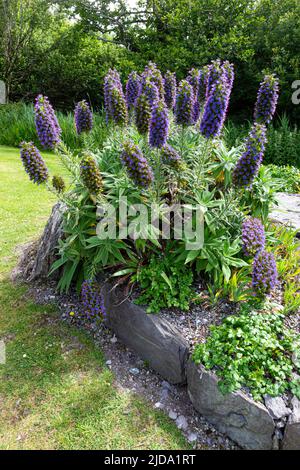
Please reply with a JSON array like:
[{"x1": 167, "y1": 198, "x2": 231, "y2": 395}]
[
  {"x1": 129, "y1": 367, "x2": 140, "y2": 376},
  {"x1": 160, "y1": 388, "x2": 169, "y2": 400},
  {"x1": 168, "y1": 410, "x2": 178, "y2": 420},
  {"x1": 102, "y1": 284, "x2": 189, "y2": 384},
  {"x1": 264, "y1": 395, "x2": 292, "y2": 419},
  {"x1": 187, "y1": 361, "x2": 275, "y2": 450},
  {"x1": 282, "y1": 397, "x2": 300, "y2": 450},
  {"x1": 176, "y1": 415, "x2": 188, "y2": 430},
  {"x1": 270, "y1": 193, "x2": 300, "y2": 234},
  {"x1": 154, "y1": 402, "x2": 163, "y2": 409}
]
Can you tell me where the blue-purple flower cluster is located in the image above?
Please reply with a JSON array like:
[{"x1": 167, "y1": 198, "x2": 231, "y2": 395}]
[
  {"x1": 80, "y1": 153, "x2": 103, "y2": 195},
  {"x1": 200, "y1": 76, "x2": 229, "y2": 138},
  {"x1": 34, "y1": 94, "x2": 61, "y2": 149},
  {"x1": 161, "y1": 144, "x2": 181, "y2": 167},
  {"x1": 141, "y1": 78, "x2": 160, "y2": 108},
  {"x1": 20, "y1": 141, "x2": 49, "y2": 185},
  {"x1": 74, "y1": 100, "x2": 93, "y2": 134},
  {"x1": 164, "y1": 71, "x2": 177, "y2": 109},
  {"x1": 198, "y1": 66, "x2": 209, "y2": 104},
  {"x1": 254, "y1": 74, "x2": 279, "y2": 125},
  {"x1": 135, "y1": 93, "x2": 152, "y2": 134},
  {"x1": 126, "y1": 72, "x2": 141, "y2": 110},
  {"x1": 175, "y1": 80, "x2": 194, "y2": 126},
  {"x1": 142, "y1": 62, "x2": 165, "y2": 100},
  {"x1": 81, "y1": 280, "x2": 106, "y2": 320},
  {"x1": 149, "y1": 100, "x2": 169, "y2": 148},
  {"x1": 120, "y1": 141, "x2": 154, "y2": 188},
  {"x1": 252, "y1": 250, "x2": 278, "y2": 295},
  {"x1": 242, "y1": 217, "x2": 266, "y2": 257},
  {"x1": 104, "y1": 69, "x2": 128, "y2": 125},
  {"x1": 232, "y1": 123, "x2": 267, "y2": 188}
]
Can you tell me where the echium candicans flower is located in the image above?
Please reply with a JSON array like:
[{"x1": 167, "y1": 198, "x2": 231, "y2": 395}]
[
  {"x1": 20, "y1": 141, "x2": 48, "y2": 185},
  {"x1": 104, "y1": 68, "x2": 123, "y2": 122},
  {"x1": 80, "y1": 153, "x2": 103, "y2": 195},
  {"x1": 135, "y1": 93, "x2": 152, "y2": 134},
  {"x1": 52, "y1": 175, "x2": 66, "y2": 194},
  {"x1": 120, "y1": 141, "x2": 154, "y2": 188},
  {"x1": 252, "y1": 250, "x2": 278, "y2": 295},
  {"x1": 141, "y1": 78, "x2": 159, "y2": 108},
  {"x1": 126, "y1": 71, "x2": 141, "y2": 110},
  {"x1": 233, "y1": 123, "x2": 267, "y2": 188},
  {"x1": 242, "y1": 217, "x2": 266, "y2": 257},
  {"x1": 74, "y1": 100, "x2": 93, "y2": 134},
  {"x1": 81, "y1": 280, "x2": 106, "y2": 320},
  {"x1": 206, "y1": 60, "x2": 224, "y2": 99},
  {"x1": 161, "y1": 144, "x2": 181, "y2": 167},
  {"x1": 149, "y1": 100, "x2": 169, "y2": 148},
  {"x1": 200, "y1": 76, "x2": 229, "y2": 138},
  {"x1": 164, "y1": 71, "x2": 177, "y2": 109},
  {"x1": 142, "y1": 62, "x2": 165, "y2": 100},
  {"x1": 109, "y1": 87, "x2": 128, "y2": 126},
  {"x1": 198, "y1": 66, "x2": 209, "y2": 104},
  {"x1": 187, "y1": 68, "x2": 200, "y2": 97},
  {"x1": 175, "y1": 80, "x2": 194, "y2": 126},
  {"x1": 34, "y1": 94, "x2": 61, "y2": 149},
  {"x1": 254, "y1": 74, "x2": 279, "y2": 125},
  {"x1": 223, "y1": 61, "x2": 235, "y2": 94}
]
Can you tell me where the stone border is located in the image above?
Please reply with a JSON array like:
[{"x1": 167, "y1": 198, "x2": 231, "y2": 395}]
[{"x1": 102, "y1": 283, "x2": 300, "y2": 450}]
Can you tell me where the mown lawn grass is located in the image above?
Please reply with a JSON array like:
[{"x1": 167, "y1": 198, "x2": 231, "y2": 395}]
[{"x1": 0, "y1": 145, "x2": 189, "y2": 450}]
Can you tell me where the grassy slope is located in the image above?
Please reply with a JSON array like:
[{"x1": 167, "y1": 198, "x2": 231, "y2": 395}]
[{"x1": 0, "y1": 146, "x2": 189, "y2": 450}]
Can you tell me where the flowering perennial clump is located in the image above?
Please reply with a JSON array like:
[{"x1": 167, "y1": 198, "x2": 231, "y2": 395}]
[
  {"x1": 34, "y1": 94, "x2": 61, "y2": 149},
  {"x1": 20, "y1": 141, "x2": 49, "y2": 185},
  {"x1": 135, "y1": 93, "x2": 152, "y2": 134},
  {"x1": 52, "y1": 175, "x2": 66, "y2": 193},
  {"x1": 161, "y1": 144, "x2": 181, "y2": 167},
  {"x1": 74, "y1": 100, "x2": 93, "y2": 134},
  {"x1": 120, "y1": 141, "x2": 154, "y2": 188},
  {"x1": 252, "y1": 250, "x2": 278, "y2": 295},
  {"x1": 164, "y1": 71, "x2": 177, "y2": 109},
  {"x1": 242, "y1": 217, "x2": 266, "y2": 257},
  {"x1": 175, "y1": 80, "x2": 194, "y2": 126},
  {"x1": 126, "y1": 72, "x2": 141, "y2": 110},
  {"x1": 254, "y1": 74, "x2": 279, "y2": 125},
  {"x1": 149, "y1": 100, "x2": 169, "y2": 148},
  {"x1": 200, "y1": 77, "x2": 229, "y2": 138},
  {"x1": 80, "y1": 154, "x2": 103, "y2": 195},
  {"x1": 81, "y1": 280, "x2": 106, "y2": 320},
  {"x1": 233, "y1": 123, "x2": 267, "y2": 188}
]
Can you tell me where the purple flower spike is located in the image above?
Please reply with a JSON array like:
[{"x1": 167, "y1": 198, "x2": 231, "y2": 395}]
[
  {"x1": 198, "y1": 66, "x2": 209, "y2": 104},
  {"x1": 242, "y1": 217, "x2": 266, "y2": 257},
  {"x1": 206, "y1": 60, "x2": 224, "y2": 99},
  {"x1": 104, "y1": 69, "x2": 125, "y2": 123},
  {"x1": 110, "y1": 87, "x2": 128, "y2": 126},
  {"x1": 252, "y1": 250, "x2": 278, "y2": 295},
  {"x1": 141, "y1": 78, "x2": 160, "y2": 108},
  {"x1": 20, "y1": 141, "x2": 49, "y2": 185},
  {"x1": 81, "y1": 280, "x2": 106, "y2": 320},
  {"x1": 80, "y1": 153, "x2": 103, "y2": 195},
  {"x1": 149, "y1": 100, "x2": 169, "y2": 148},
  {"x1": 34, "y1": 94, "x2": 61, "y2": 149},
  {"x1": 142, "y1": 62, "x2": 165, "y2": 100},
  {"x1": 187, "y1": 68, "x2": 200, "y2": 97},
  {"x1": 175, "y1": 80, "x2": 194, "y2": 126},
  {"x1": 164, "y1": 71, "x2": 177, "y2": 109},
  {"x1": 120, "y1": 141, "x2": 154, "y2": 188},
  {"x1": 74, "y1": 100, "x2": 93, "y2": 134},
  {"x1": 254, "y1": 74, "x2": 279, "y2": 125},
  {"x1": 126, "y1": 71, "x2": 141, "y2": 110},
  {"x1": 200, "y1": 76, "x2": 229, "y2": 138},
  {"x1": 161, "y1": 144, "x2": 181, "y2": 167},
  {"x1": 135, "y1": 93, "x2": 152, "y2": 135},
  {"x1": 233, "y1": 123, "x2": 267, "y2": 188}
]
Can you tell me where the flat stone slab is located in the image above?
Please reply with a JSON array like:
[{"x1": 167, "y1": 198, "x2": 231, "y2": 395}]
[
  {"x1": 270, "y1": 193, "x2": 300, "y2": 233},
  {"x1": 102, "y1": 284, "x2": 189, "y2": 384},
  {"x1": 187, "y1": 361, "x2": 275, "y2": 450}
]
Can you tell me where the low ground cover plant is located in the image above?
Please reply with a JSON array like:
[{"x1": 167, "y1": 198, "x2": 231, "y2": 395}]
[{"x1": 19, "y1": 60, "x2": 300, "y2": 399}]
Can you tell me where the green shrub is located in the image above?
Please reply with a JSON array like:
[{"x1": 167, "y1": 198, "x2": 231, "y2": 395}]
[
  {"x1": 193, "y1": 310, "x2": 300, "y2": 401},
  {"x1": 265, "y1": 164, "x2": 300, "y2": 193}
]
